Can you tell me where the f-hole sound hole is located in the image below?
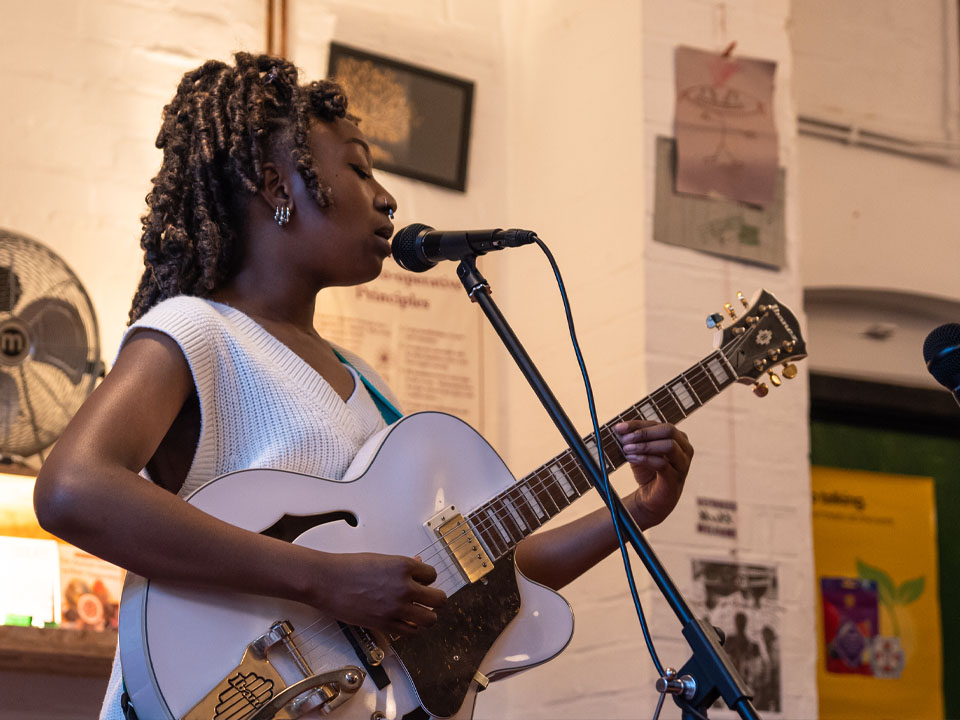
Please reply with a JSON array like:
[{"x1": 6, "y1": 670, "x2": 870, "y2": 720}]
[{"x1": 261, "y1": 511, "x2": 358, "y2": 543}]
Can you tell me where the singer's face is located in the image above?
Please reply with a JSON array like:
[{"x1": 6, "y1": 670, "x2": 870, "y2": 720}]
[{"x1": 294, "y1": 117, "x2": 396, "y2": 288}]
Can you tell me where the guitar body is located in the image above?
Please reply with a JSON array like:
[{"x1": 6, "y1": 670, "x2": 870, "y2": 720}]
[{"x1": 120, "y1": 412, "x2": 574, "y2": 720}]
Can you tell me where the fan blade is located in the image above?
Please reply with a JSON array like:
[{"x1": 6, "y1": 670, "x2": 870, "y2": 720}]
[
  {"x1": 19, "y1": 297, "x2": 88, "y2": 385},
  {"x1": 0, "y1": 369, "x2": 19, "y2": 442},
  {"x1": 0, "y1": 266, "x2": 22, "y2": 313}
]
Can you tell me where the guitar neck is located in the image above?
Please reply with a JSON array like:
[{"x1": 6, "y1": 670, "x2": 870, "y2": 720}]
[{"x1": 466, "y1": 349, "x2": 738, "y2": 560}]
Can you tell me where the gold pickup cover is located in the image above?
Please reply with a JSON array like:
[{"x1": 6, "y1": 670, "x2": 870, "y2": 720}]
[{"x1": 436, "y1": 513, "x2": 494, "y2": 584}]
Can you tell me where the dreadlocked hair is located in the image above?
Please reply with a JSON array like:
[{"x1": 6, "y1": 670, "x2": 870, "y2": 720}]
[{"x1": 128, "y1": 52, "x2": 352, "y2": 323}]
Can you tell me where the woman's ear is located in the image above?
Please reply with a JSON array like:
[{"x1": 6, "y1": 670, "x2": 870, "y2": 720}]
[{"x1": 259, "y1": 162, "x2": 293, "y2": 214}]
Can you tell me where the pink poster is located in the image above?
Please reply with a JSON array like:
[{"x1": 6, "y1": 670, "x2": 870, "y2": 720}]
[{"x1": 674, "y1": 46, "x2": 778, "y2": 206}]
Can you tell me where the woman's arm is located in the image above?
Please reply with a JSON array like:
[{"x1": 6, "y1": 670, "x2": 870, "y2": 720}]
[
  {"x1": 514, "y1": 420, "x2": 693, "y2": 590},
  {"x1": 34, "y1": 330, "x2": 445, "y2": 635}
]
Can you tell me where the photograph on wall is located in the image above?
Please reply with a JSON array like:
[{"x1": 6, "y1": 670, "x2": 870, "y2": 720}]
[
  {"x1": 328, "y1": 43, "x2": 474, "y2": 191},
  {"x1": 690, "y1": 558, "x2": 782, "y2": 713}
]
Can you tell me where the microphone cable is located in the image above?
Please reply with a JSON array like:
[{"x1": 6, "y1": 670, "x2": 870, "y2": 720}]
[{"x1": 532, "y1": 237, "x2": 666, "y2": 679}]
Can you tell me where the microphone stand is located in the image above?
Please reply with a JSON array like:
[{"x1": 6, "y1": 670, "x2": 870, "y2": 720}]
[{"x1": 456, "y1": 256, "x2": 760, "y2": 720}]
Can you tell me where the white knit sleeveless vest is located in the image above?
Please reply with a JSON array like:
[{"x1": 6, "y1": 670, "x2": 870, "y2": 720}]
[{"x1": 100, "y1": 295, "x2": 398, "y2": 719}]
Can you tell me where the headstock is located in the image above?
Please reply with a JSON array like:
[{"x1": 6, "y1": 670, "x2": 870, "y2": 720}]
[{"x1": 709, "y1": 289, "x2": 807, "y2": 397}]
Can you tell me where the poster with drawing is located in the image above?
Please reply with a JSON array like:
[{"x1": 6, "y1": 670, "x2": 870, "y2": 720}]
[
  {"x1": 674, "y1": 46, "x2": 778, "y2": 207},
  {"x1": 690, "y1": 559, "x2": 782, "y2": 713}
]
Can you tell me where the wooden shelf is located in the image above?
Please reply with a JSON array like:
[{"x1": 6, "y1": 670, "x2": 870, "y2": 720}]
[{"x1": 0, "y1": 625, "x2": 116, "y2": 676}]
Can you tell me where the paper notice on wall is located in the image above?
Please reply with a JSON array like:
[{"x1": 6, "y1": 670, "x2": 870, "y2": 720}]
[
  {"x1": 316, "y1": 262, "x2": 484, "y2": 430},
  {"x1": 675, "y1": 46, "x2": 778, "y2": 206},
  {"x1": 58, "y1": 544, "x2": 124, "y2": 631},
  {"x1": 696, "y1": 496, "x2": 737, "y2": 540},
  {"x1": 691, "y1": 559, "x2": 782, "y2": 714},
  {"x1": 0, "y1": 536, "x2": 60, "y2": 627}
]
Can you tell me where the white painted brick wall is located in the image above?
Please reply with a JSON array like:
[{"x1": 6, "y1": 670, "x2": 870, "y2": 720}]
[
  {"x1": 1, "y1": 1, "x2": 817, "y2": 718},
  {"x1": 479, "y1": 1, "x2": 815, "y2": 719},
  {"x1": 639, "y1": 1, "x2": 815, "y2": 715}
]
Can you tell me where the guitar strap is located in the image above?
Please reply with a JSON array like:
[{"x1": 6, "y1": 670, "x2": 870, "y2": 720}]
[{"x1": 331, "y1": 349, "x2": 403, "y2": 425}]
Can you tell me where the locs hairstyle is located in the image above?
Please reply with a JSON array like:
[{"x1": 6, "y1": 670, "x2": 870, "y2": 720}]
[{"x1": 128, "y1": 52, "x2": 353, "y2": 323}]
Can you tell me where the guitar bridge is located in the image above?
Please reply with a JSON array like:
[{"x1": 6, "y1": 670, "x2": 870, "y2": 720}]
[
  {"x1": 183, "y1": 620, "x2": 365, "y2": 719},
  {"x1": 426, "y1": 507, "x2": 494, "y2": 584}
]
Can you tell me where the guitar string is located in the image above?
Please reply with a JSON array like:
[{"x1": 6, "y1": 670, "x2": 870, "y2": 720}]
[
  {"x1": 283, "y1": 361, "x2": 732, "y2": 661},
  {"x1": 287, "y1": 349, "x2": 760, "y2": 669}
]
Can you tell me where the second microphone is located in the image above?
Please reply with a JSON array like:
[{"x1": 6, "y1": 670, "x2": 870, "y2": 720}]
[{"x1": 391, "y1": 223, "x2": 539, "y2": 273}]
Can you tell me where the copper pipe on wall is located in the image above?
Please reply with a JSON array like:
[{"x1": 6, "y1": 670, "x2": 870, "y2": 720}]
[{"x1": 266, "y1": 0, "x2": 287, "y2": 57}]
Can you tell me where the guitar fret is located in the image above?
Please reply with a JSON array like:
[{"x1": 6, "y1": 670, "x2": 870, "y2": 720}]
[
  {"x1": 535, "y1": 468, "x2": 568, "y2": 515},
  {"x1": 696, "y1": 366, "x2": 723, "y2": 400},
  {"x1": 519, "y1": 483, "x2": 547, "y2": 521},
  {"x1": 652, "y1": 386, "x2": 685, "y2": 423},
  {"x1": 600, "y1": 427, "x2": 627, "y2": 470},
  {"x1": 669, "y1": 378, "x2": 697, "y2": 411},
  {"x1": 566, "y1": 462, "x2": 592, "y2": 495},
  {"x1": 492, "y1": 498, "x2": 524, "y2": 545},
  {"x1": 707, "y1": 355, "x2": 733, "y2": 386},
  {"x1": 549, "y1": 460, "x2": 579, "y2": 499},
  {"x1": 509, "y1": 486, "x2": 543, "y2": 531},
  {"x1": 478, "y1": 507, "x2": 510, "y2": 557},
  {"x1": 637, "y1": 400, "x2": 664, "y2": 422},
  {"x1": 697, "y1": 360, "x2": 722, "y2": 394}
]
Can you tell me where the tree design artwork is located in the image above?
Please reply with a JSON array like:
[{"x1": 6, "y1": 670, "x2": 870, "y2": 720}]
[{"x1": 856, "y1": 559, "x2": 925, "y2": 638}]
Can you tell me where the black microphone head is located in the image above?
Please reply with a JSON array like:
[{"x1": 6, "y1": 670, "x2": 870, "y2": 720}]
[
  {"x1": 391, "y1": 223, "x2": 436, "y2": 273},
  {"x1": 923, "y1": 323, "x2": 960, "y2": 390}
]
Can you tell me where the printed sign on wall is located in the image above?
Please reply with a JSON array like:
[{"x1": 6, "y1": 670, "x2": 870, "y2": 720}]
[{"x1": 316, "y1": 262, "x2": 484, "y2": 430}]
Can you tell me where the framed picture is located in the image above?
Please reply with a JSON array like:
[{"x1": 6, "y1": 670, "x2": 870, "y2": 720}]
[{"x1": 328, "y1": 43, "x2": 475, "y2": 192}]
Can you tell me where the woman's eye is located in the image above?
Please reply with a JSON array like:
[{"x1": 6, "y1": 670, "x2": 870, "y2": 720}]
[{"x1": 351, "y1": 164, "x2": 371, "y2": 180}]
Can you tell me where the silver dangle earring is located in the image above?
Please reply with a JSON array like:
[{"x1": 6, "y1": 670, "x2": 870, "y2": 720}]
[{"x1": 274, "y1": 205, "x2": 291, "y2": 227}]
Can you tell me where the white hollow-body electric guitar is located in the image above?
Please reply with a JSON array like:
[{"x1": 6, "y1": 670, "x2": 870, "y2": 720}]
[{"x1": 119, "y1": 289, "x2": 805, "y2": 720}]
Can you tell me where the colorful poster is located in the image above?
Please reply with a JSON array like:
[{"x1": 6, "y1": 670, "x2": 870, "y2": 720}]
[
  {"x1": 674, "y1": 46, "x2": 778, "y2": 207},
  {"x1": 58, "y1": 544, "x2": 124, "y2": 632},
  {"x1": 812, "y1": 467, "x2": 943, "y2": 719},
  {"x1": 690, "y1": 559, "x2": 782, "y2": 713}
]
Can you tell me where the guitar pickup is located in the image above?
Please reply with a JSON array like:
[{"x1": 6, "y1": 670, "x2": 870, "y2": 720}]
[{"x1": 427, "y1": 507, "x2": 494, "y2": 584}]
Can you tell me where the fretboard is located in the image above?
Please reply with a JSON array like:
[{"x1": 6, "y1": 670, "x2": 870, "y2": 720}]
[{"x1": 466, "y1": 349, "x2": 737, "y2": 560}]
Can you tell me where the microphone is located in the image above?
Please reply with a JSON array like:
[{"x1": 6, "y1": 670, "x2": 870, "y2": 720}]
[
  {"x1": 923, "y1": 323, "x2": 960, "y2": 405},
  {"x1": 391, "y1": 223, "x2": 538, "y2": 273}
]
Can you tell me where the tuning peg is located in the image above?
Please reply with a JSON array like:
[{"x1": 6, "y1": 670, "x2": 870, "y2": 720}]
[
  {"x1": 753, "y1": 382, "x2": 769, "y2": 398},
  {"x1": 767, "y1": 370, "x2": 782, "y2": 387},
  {"x1": 724, "y1": 303, "x2": 737, "y2": 320},
  {"x1": 737, "y1": 291, "x2": 748, "y2": 308},
  {"x1": 706, "y1": 313, "x2": 724, "y2": 329},
  {"x1": 782, "y1": 362, "x2": 798, "y2": 379}
]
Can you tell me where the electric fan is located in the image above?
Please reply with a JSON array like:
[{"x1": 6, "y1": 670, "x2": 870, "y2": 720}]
[{"x1": 0, "y1": 229, "x2": 102, "y2": 461}]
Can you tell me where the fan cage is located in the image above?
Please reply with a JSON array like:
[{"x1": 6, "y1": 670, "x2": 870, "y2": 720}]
[{"x1": 0, "y1": 229, "x2": 101, "y2": 458}]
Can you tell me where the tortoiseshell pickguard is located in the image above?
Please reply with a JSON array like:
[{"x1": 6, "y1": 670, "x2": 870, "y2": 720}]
[{"x1": 392, "y1": 551, "x2": 521, "y2": 718}]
